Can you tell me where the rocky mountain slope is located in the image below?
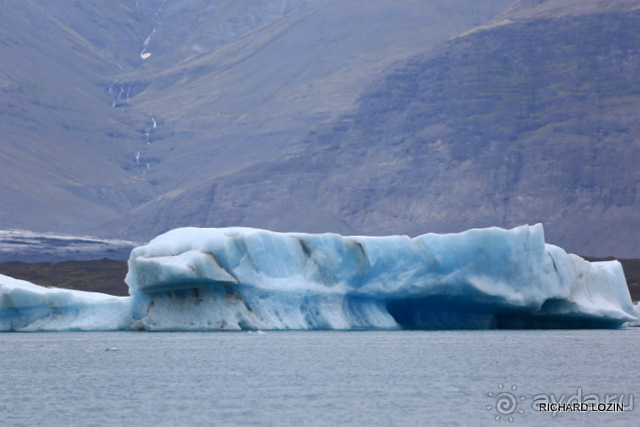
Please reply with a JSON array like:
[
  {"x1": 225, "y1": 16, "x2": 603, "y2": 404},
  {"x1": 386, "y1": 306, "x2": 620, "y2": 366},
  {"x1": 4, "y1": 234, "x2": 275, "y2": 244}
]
[
  {"x1": 1, "y1": 0, "x2": 639, "y2": 257},
  {"x1": 1, "y1": 0, "x2": 511, "y2": 232},
  {"x1": 111, "y1": 0, "x2": 640, "y2": 257}
]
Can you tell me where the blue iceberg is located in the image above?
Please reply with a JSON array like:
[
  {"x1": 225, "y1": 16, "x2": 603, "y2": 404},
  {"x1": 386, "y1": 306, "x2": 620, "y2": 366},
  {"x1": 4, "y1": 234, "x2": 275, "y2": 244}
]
[
  {"x1": 0, "y1": 275, "x2": 132, "y2": 332},
  {"x1": 1, "y1": 224, "x2": 637, "y2": 331}
]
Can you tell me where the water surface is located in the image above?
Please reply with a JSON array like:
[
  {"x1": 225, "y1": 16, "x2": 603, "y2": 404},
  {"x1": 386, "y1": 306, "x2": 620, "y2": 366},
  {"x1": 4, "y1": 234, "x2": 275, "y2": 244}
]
[{"x1": 1, "y1": 329, "x2": 638, "y2": 426}]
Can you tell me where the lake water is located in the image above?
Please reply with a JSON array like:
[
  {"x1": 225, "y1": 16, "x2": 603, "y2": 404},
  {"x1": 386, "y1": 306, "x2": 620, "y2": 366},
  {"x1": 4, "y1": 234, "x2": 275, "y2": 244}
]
[{"x1": 1, "y1": 329, "x2": 638, "y2": 426}]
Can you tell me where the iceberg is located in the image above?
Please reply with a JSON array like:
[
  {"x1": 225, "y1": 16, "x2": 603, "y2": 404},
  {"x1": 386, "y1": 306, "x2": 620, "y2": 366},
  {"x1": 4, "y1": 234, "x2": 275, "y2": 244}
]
[
  {"x1": 0, "y1": 274, "x2": 132, "y2": 331},
  {"x1": 1, "y1": 224, "x2": 637, "y2": 331}
]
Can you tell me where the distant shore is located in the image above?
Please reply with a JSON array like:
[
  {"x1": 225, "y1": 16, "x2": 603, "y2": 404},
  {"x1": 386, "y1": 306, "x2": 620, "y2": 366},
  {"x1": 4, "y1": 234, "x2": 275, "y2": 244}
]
[
  {"x1": 0, "y1": 259, "x2": 128, "y2": 296},
  {"x1": 1, "y1": 257, "x2": 639, "y2": 301}
]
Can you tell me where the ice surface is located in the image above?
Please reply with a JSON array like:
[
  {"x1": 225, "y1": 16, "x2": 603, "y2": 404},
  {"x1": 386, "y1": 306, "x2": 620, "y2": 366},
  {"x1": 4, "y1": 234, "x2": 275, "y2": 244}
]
[
  {"x1": 124, "y1": 224, "x2": 636, "y2": 331},
  {"x1": 1, "y1": 224, "x2": 636, "y2": 331},
  {"x1": 630, "y1": 302, "x2": 640, "y2": 327},
  {"x1": 0, "y1": 274, "x2": 132, "y2": 331},
  {"x1": 0, "y1": 229, "x2": 139, "y2": 262}
]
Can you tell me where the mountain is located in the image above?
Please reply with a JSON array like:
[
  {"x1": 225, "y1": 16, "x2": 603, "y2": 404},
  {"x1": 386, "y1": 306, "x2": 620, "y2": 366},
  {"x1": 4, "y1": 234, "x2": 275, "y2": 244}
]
[
  {"x1": 0, "y1": 0, "x2": 156, "y2": 231},
  {"x1": 496, "y1": 0, "x2": 640, "y2": 19},
  {"x1": 1, "y1": 0, "x2": 512, "y2": 232},
  {"x1": 109, "y1": 0, "x2": 640, "y2": 257},
  {"x1": 1, "y1": 0, "x2": 639, "y2": 257}
]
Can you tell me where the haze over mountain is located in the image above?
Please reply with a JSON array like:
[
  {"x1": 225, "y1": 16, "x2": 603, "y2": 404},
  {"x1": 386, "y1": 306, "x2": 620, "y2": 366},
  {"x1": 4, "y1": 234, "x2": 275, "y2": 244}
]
[{"x1": 1, "y1": 0, "x2": 639, "y2": 257}]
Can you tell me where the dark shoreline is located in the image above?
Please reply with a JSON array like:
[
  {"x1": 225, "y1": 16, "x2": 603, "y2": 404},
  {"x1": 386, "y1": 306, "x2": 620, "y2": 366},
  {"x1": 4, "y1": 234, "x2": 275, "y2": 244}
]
[
  {"x1": 0, "y1": 259, "x2": 129, "y2": 296},
  {"x1": 1, "y1": 257, "x2": 639, "y2": 301}
]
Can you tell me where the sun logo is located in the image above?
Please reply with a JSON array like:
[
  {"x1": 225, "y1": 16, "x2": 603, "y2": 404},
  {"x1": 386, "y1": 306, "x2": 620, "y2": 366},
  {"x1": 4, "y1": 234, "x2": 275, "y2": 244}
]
[{"x1": 486, "y1": 384, "x2": 526, "y2": 422}]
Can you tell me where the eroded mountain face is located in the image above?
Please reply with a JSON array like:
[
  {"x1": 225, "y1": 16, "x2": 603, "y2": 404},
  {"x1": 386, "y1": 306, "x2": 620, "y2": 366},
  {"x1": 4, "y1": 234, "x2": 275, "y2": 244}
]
[
  {"x1": 1, "y1": 0, "x2": 639, "y2": 257},
  {"x1": 283, "y1": 10, "x2": 640, "y2": 256}
]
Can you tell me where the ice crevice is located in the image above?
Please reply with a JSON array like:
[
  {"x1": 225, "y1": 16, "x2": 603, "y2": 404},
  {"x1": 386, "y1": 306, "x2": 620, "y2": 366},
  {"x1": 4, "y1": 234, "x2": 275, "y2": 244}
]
[{"x1": 1, "y1": 224, "x2": 637, "y2": 331}]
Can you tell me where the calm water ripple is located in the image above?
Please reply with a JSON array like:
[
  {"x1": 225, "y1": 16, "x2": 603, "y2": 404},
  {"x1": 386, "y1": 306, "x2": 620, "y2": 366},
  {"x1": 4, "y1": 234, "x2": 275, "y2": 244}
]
[{"x1": 1, "y1": 329, "x2": 639, "y2": 426}]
